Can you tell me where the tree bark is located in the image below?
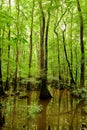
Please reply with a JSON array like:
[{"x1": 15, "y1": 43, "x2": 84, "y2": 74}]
[
  {"x1": 76, "y1": 0, "x2": 85, "y2": 88},
  {"x1": 54, "y1": 26, "x2": 61, "y2": 83},
  {"x1": 27, "y1": 0, "x2": 35, "y2": 91},
  {"x1": 54, "y1": 8, "x2": 67, "y2": 84},
  {"x1": 0, "y1": 1, "x2": 5, "y2": 95},
  {"x1": 69, "y1": 11, "x2": 75, "y2": 86},
  {"x1": 5, "y1": 0, "x2": 11, "y2": 91},
  {"x1": 45, "y1": 11, "x2": 50, "y2": 77},
  {"x1": 39, "y1": 1, "x2": 52, "y2": 99},
  {"x1": 62, "y1": 30, "x2": 75, "y2": 86},
  {"x1": 39, "y1": 2, "x2": 45, "y2": 72},
  {"x1": 0, "y1": 30, "x2": 5, "y2": 96},
  {"x1": 0, "y1": 48, "x2": 4, "y2": 96},
  {"x1": 14, "y1": 0, "x2": 20, "y2": 92}
]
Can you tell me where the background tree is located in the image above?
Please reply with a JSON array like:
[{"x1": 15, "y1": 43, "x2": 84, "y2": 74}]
[
  {"x1": 5, "y1": 0, "x2": 11, "y2": 91},
  {"x1": 27, "y1": 0, "x2": 35, "y2": 91},
  {"x1": 39, "y1": 0, "x2": 52, "y2": 99},
  {"x1": 0, "y1": 0, "x2": 87, "y2": 97},
  {"x1": 76, "y1": 0, "x2": 85, "y2": 88},
  {"x1": 13, "y1": 0, "x2": 20, "y2": 92},
  {"x1": 0, "y1": 0, "x2": 6, "y2": 96}
]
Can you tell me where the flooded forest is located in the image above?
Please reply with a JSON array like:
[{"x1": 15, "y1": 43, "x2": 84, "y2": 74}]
[{"x1": 0, "y1": 0, "x2": 87, "y2": 130}]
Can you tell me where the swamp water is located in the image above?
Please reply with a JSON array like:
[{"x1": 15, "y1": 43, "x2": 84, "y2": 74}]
[{"x1": 0, "y1": 89, "x2": 87, "y2": 130}]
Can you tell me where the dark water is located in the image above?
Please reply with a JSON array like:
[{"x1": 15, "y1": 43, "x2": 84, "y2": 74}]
[{"x1": 0, "y1": 89, "x2": 87, "y2": 130}]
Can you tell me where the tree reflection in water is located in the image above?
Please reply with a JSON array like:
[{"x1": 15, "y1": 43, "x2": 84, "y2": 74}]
[{"x1": 0, "y1": 89, "x2": 87, "y2": 130}]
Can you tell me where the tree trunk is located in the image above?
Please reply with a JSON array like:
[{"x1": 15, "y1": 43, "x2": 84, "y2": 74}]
[
  {"x1": 76, "y1": 0, "x2": 85, "y2": 88},
  {"x1": 39, "y1": 1, "x2": 52, "y2": 99},
  {"x1": 13, "y1": 0, "x2": 20, "y2": 92},
  {"x1": 5, "y1": 42, "x2": 10, "y2": 91},
  {"x1": 75, "y1": 45, "x2": 78, "y2": 86},
  {"x1": 45, "y1": 11, "x2": 50, "y2": 78},
  {"x1": 27, "y1": 0, "x2": 35, "y2": 91},
  {"x1": 62, "y1": 30, "x2": 75, "y2": 86},
  {"x1": 54, "y1": 8, "x2": 67, "y2": 84},
  {"x1": 54, "y1": 27, "x2": 61, "y2": 84},
  {"x1": 5, "y1": 0, "x2": 11, "y2": 91},
  {"x1": 69, "y1": 12, "x2": 74, "y2": 86},
  {"x1": 0, "y1": 0, "x2": 5, "y2": 96},
  {"x1": 0, "y1": 31, "x2": 5, "y2": 96},
  {"x1": 0, "y1": 49, "x2": 4, "y2": 96}
]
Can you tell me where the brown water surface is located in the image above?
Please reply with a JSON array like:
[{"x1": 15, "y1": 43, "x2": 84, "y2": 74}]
[{"x1": 0, "y1": 89, "x2": 87, "y2": 130}]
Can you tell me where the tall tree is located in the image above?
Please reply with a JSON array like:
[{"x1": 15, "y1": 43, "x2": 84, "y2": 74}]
[
  {"x1": 27, "y1": 0, "x2": 35, "y2": 91},
  {"x1": 39, "y1": 0, "x2": 52, "y2": 99},
  {"x1": 54, "y1": 3, "x2": 68, "y2": 83},
  {"x1": 14, "y1": 0, "x2": 20, "y2": 91},
  {"x1": 5, "y1": 0, "x2": 11, "y2": 90},
  {"x1": 45, "y1": 0, "x2": 52, "y2": 81},
  {"x1": 76, "y1": 0, "x2": 85, "y2": 88},
  {"x1": 0, "y1": 1, "x2": 5, "y2": 96},
  {"x1": 0, "y1": 32, "x2": 5, "y2": 96},
  {"x1": 69, "y1": 10, "x2": 75, "y2": 86},
  {"x1": 61, "y1": 23, "x2": 75, "y2": 86}
]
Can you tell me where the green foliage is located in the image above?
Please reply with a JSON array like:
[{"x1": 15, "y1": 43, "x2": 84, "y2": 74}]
[
  {"x1": 3, "y1": 96, "x2": 42, "y2": 121},
  {"x1": 0, "y1": 10, "x2": 13, "y2": 29},
  {"x1": 27, "y1": 102, "x2": 42, "y2": 119},
  {"x1": 0, "y1": 0, "x2": 87, "y2": 89},
  {"x1": 72, "y1": 88, "x2": 87, "y2": 100}
]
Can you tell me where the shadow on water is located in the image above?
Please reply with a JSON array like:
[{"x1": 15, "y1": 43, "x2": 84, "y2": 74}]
[{"x1": 0, "y1": 89, "x2": 87, "y2": 130}]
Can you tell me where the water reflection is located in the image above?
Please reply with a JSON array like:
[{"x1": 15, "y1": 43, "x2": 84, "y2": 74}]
[{"x1": 1, "y1": 89, "x2": 87, "y2": 130}]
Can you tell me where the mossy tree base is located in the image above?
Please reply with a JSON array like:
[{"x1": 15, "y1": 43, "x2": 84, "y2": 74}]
[
  {"x1": 39, "y1": 77, "x2": 52, "y2": 100},
  {"x1": 39, "y1": 87, "x2": 52, "y2": 100}
]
